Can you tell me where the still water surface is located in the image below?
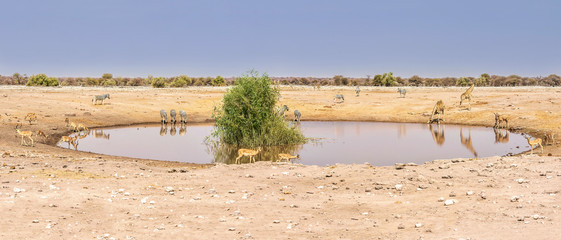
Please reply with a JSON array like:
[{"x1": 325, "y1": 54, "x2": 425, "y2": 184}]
[{"x1": 61, "y1": 122, "x2": 528, "y2": 166}]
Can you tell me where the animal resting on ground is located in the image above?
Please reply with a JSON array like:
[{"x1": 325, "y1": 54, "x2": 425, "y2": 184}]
[{"x1": 24, "y1": 113, "x2": 37, "y2": 125}]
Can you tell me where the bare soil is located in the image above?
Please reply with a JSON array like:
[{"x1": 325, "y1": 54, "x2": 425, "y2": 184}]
[{"x1": 1, "y1": 86, "x2": 560, "y2": 239}]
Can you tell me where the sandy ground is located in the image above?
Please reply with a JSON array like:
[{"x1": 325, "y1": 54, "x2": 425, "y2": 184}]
[{"x1": 1, "y1": 85, "x2": 560, "y2": 239}]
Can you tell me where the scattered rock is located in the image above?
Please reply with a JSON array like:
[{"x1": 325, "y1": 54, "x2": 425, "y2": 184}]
[{"x1": 444, "y1": 199, "x2": 457, "y2": 206}]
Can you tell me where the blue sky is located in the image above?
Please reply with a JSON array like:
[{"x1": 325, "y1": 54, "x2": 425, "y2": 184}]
[{"x1": 0, "y1": 1, "x2": 559, "y2": 78}]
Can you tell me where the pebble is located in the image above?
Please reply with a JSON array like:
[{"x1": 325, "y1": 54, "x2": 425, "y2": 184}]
[
  {"x1": 479, "y1": 191, "x2": 487, "y2": 200},
  {"x1": 395, "y1": 184, "x2": 403, "y2": 191},
  {"x1": 415, "y1": 223, "x2": 423, "y2": 228},
  {"x1": 466, "y1": 191, "x2": 474, "y2": 196},
  {"x1": 511, "y1": 196, "x2": 520, "y2": 202},
  {"x1": 449, "y1": 192, "x2": 456, "y2": 197},
  {"x1": 397, "y1": 224, "x2": 405, "y2": 229},
  {"x1": 444, "y1": 199, "x2": 457, "y2": 206}
]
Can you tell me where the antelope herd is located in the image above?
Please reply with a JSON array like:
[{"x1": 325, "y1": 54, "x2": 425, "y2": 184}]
[{"x1": 8, "y1": 85, "x2": 556, "y2": 164}]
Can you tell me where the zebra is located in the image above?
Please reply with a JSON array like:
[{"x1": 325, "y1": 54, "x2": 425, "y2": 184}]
[
  {"x1": 397, "y1": 88, "x2": 406, "y2": 98},
  {"x1": 294, "y1": 109, "x2": 301, "y2": 122},
  {"x1": 179, "y1": 110, "x2": 187, "y2": 123},
  {"x1": 92, "y1": 94, "x2": 110, "y2": 105},
  {"x1": 355, "y1": 86, "x2": 361, "y2": 97},
  {"x1": 277, "y1": 105, "x2": 289, "y2": 118},
  {"x1": 333, "y1": 94, "x2": 345, "y2": 103},
  {"x1": 160, "y1": 109, "x2": 168, "y2": 124},
  {"x1": 170, "y1": 109, "x2": 177, "y2": 124}
]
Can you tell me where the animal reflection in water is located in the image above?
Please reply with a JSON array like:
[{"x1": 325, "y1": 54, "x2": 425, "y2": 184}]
[
  {"x1": 460, "y1": 127, "x2": 478, "y2": 158},
  {"x1": 429, "y1": 124, "x2": 445, "y2": 145},
  {"x1": 494, "y1": 128, "x2": 509, "y2": 144},
  {"x1": 160, "y1": 123, "x2": 187, "y2": 136},
  {"x1": 92, "y1": 130, "x2": 110, "y2": 139}
]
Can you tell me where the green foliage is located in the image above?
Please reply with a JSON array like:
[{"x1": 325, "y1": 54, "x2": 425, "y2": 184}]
[
  {"x1": 102, "y1": 79, "x2": 116, "y2": 86},
  {"x1": 381, "y1": 72, "x2": 396, "y2": 86},
  {"x1": 12, "y1": 73, "x2": 26, "y2": 85},
  {"x1": 170, "y1": 76, "x2": 188, "y2": 87},
  {"x1": 102, "y1": 73, "x2": 113, "y2": 80},
  {"x1": 211, "y1": 71, "x2": 306, "y2": 147},
  {"x1": 456, "y1": 77, "x2": 471, "y2": 86},
  {"x1": 151, "y1": 77, "x2": 167, "y2": 88},
  {"x1": 407, "y1": 75, "x2": 423, "y2": 86},
  {"x1": 212, "y1": 76, "x2": 225, "y2": 86},
  {"x1": 475, "y1": 73, "x2": 489, "y2": 86},
  {"x1": 26, "y1": 74, "x2": 59, "y2": 86}
]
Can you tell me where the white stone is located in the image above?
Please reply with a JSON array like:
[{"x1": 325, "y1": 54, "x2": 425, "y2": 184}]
[
  {"x1": 444, "y1": 199, "x2": 457, "y2": 206},
  {"x1": 395, "y1": 184, "x2": 403, "y2": 191},
  {"x1": 415, "y1": 223, "x2": 423, "y2": 228}
]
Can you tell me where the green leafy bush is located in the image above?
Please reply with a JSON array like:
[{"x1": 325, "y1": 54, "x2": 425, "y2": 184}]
[
  {"x1": 212, "y1": 76, "x2": 225, "y2": 86},
  {"x1": 210, "y1": 71, "x2": 305, "y2": 147},
  {"x1": 151, "y1": 77, "x2": 167, "y2": 88},
  {"x1": 26, "y1": 74, "x2": 59, "y2": 86}
]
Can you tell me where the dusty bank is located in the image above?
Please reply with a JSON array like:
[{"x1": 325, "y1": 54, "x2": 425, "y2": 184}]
[{"x1": 1, "y1": 86, "x2": 560, "y2": 239}]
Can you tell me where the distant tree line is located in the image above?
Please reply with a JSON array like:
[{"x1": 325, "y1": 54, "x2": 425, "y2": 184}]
[{"x1": 1, "y1": 72, "x2": 560, "y2": 87}]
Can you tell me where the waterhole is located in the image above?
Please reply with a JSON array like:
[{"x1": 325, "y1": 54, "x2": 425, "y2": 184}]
[{"x1": 60, "y1": 121, "x2": 529, "y2": 166}]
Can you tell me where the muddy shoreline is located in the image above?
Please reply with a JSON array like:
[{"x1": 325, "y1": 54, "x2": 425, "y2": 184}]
[{"x1": 1, "y1": 86, "x2": 560, "y2": 239}]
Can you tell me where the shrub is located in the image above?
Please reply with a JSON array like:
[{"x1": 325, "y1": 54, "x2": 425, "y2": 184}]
[
  {"x1": 26, "y1": 74, "x2": 59, "y2": 86},
  {"x1": 151, "y1": 77, "x2": 167, "y2": 88},
  {"x1": 170, "y1": 76, "x2": 187, "y2": 87},
  {"x1": 212, "y1": 76, "x2": 225, "y2": 86},
  {"x1": 210, "y1": 71, "x2": 306, "y2": 148},
  {"x1": 102, "y1": 79, "x2": 117, "y2": 86}
]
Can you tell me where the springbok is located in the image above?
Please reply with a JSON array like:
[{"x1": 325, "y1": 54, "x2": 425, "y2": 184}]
[
  {"x1": 15, "y1": 123, "x2": 34, "y2": 146},
  {"x1": 525, "y1": 136, "x2": 543, "y2": 154},
  {"x1": 235, "y1": 148, "x2": 262, "y2": 164},
  {"x1": 278, "y1": 153, "x2": 300, "y2": 163},
  {"x1": 58, "y1": 135, "x2": 78, "y2": 150},
  {"x1": 493, "y1": 113, "x2": 509, "y2": 129}
]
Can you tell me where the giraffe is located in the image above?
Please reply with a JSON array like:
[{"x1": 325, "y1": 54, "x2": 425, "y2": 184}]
[{"x1": 460, "y1": 84, "x2": 475, "y2": 110}]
